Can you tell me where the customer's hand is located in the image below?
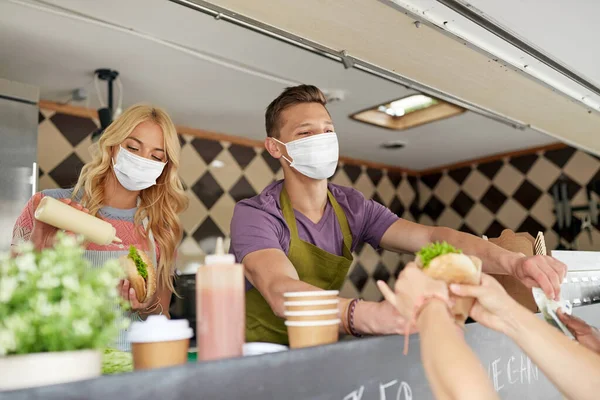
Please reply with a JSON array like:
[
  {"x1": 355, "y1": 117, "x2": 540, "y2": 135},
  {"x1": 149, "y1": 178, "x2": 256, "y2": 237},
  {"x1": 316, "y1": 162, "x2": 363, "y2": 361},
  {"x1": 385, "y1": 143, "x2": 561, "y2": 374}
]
[
  {"x1": 30, "y1": 198, "x2": 89, "y2": 250},
  {"x1": 118, "y1": 279, "x2": 154, "y2": 312},
  {"x1": 450, "y1": 273, "x2": 519, "y2": 334},
  {"x1": 377, "y1": 263, "x2": 450, "y2": 319},
  {"x1": 557, "y1": 310, "x2": 600, "y2": 354}
]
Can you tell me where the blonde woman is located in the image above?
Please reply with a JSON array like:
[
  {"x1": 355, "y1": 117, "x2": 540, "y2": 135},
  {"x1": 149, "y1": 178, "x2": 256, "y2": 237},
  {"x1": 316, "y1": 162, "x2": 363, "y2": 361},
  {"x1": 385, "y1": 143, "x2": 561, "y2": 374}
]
[{"x1": 12, "y1": 104, "x2": 188, "y2": 350}]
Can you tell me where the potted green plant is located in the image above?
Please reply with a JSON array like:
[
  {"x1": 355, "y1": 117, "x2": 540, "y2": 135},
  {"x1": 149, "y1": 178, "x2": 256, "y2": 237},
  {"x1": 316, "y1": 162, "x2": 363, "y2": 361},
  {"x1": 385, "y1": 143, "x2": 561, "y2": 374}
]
[{"x1": 0, "y1": 233, "x2": 127, "y2": 391}]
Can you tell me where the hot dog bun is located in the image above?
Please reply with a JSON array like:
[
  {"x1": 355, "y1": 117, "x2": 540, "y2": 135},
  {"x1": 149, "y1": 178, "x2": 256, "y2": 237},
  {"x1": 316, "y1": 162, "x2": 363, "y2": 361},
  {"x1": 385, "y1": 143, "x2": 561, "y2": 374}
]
[
  {"x1": 418, "y1": 253, "x2": 482, "y2": 285},
  {"x1": 119, "y1": 248, "x2": 156, "y2": 303},
  {"x1": 416, "y1": 244, "x2": 482, "y2": 325}
]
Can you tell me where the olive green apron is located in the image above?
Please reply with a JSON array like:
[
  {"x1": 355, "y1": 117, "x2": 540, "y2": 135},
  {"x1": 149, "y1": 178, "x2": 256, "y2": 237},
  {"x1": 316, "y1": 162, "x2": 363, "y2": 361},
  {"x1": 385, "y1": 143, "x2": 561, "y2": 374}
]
[{"x1": 245, "y1": 188, "x2": 354, "y2": 344}]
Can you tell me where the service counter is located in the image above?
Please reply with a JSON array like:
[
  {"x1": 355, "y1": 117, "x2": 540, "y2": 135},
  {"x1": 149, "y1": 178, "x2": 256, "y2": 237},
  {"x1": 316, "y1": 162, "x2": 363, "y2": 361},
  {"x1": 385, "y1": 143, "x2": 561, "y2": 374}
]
[{"x1": 2, "y1": 303, "x2": 599, "y2": 400}]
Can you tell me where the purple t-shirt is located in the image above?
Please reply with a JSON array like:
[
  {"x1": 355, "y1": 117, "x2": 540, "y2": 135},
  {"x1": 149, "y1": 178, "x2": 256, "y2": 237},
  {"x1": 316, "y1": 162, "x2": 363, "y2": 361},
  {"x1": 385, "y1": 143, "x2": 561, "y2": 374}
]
[{"x1": 230, "y1": 181, "x2": 399, "y2": 263}]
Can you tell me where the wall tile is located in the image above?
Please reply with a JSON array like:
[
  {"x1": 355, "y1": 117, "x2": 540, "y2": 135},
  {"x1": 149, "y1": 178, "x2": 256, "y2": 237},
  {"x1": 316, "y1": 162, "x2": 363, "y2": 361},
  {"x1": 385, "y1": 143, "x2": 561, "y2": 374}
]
[
  {"x1": 564, "y1": 151, "x2": 599, "y2": 186},
  {"x1": 496, "y1": 198, "x2": 528, "y2": 230},
  {"x1": 209, "y1": 150, "x2": 243, "y2": 192},
  {"x1": 462, "y1": 169, "x2": 491, "y2": 201},
  {"x1": 38, "y1": 108, "x2": 600, "y2": 303},
  {"x1": 420, "y1": 146, "x2": 600, "y2": 254},
  {"x1": 527, "y1": 157, "x2": 561, "y2": 191},
  {"x1": 244, "y1": 156, "x2": 275, "y2": 194},
  {"x1": 37, "y1": 119, "x2": 73, "y2": 172},
  {"x1": 493, "y1": 163, "x2": 524, "y2": 197}
]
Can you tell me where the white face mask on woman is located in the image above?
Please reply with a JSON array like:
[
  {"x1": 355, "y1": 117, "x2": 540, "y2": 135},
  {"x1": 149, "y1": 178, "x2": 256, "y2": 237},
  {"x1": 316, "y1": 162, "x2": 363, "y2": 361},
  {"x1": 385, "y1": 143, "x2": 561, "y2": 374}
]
[
  {"x1": 112, "y1": 146, "x2": 166, "y2": 191},
  {"x1": 272, "y1": 132, "x2": 339, "y2": 180}
]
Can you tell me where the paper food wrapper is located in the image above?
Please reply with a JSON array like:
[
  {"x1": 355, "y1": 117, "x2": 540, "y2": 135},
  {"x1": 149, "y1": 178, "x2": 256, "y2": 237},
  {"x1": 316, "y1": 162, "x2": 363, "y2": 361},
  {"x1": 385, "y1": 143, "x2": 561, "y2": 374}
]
[{"x1": 419, "y1": 253, "x2": 483, "y2": 326}]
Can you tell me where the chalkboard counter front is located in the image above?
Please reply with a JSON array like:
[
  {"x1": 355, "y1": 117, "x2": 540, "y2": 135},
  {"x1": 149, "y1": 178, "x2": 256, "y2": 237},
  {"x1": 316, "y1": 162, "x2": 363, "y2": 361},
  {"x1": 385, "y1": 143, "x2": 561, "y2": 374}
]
[{"x1": 2, "y1": 304, "x2": 599, "y2": 400}]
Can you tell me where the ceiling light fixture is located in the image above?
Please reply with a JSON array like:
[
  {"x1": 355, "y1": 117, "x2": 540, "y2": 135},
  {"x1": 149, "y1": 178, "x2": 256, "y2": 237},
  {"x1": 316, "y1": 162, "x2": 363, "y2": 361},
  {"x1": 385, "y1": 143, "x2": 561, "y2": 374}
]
[
  {"x1": 351, "y1": 94, "x2": 464, "y2": 130},
  {"x1": 379, "y1": 94, "x2": 439, "y2": 117}
]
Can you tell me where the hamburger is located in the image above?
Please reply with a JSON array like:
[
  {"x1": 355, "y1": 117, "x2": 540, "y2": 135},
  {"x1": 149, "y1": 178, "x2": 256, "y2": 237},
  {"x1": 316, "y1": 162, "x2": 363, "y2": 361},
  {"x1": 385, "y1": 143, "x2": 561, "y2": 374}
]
[
  {"x1": 119, "y1": 245, "x2": 157, "y2": 303},
  {"x1": 416, "y1": 242, "x2": 482, "y2": 325}
]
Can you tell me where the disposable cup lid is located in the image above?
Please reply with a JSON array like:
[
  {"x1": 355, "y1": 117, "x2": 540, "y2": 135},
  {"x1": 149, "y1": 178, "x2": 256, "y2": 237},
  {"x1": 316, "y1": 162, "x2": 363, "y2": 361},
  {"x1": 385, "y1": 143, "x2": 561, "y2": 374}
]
[
  {"x1": 284, "y1": 299, "x2": 339, "y2": 306},
  {"x1": 128, "y1": 315, "x2": 193, "y2": 343},
  {"x1": 285, "y1": 319, "x2": 341, "y2": 327},
  {"x1": 243, "y1": 342, "x2": 288, "y2": 356},
  {"x1": 283, "y1": 290, "x2": 339, "y2": 297},
  {"x1": 284, "y1": 309, "x2": 338, "y2": 316}
]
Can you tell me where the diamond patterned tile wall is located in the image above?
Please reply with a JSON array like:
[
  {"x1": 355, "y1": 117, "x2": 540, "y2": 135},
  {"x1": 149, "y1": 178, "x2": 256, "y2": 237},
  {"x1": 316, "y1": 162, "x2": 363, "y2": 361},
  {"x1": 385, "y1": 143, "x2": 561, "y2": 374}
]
[
  {"x1": 419, "y1": 151, "x2": 600, "y2": 253},
  {"x1": 35, "y1": 108, "x2": 417, "y2": 301},
  {"x1": 35, "y1": 108, "x2": 600, "y2": 300}
]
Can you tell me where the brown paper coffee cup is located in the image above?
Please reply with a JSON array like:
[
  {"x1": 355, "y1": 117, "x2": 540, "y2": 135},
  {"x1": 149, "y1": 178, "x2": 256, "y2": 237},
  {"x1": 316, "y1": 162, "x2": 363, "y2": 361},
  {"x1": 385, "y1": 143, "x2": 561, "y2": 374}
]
[
  {"x1": 127, "y1": 315, "x2": 193, "y2": 370},
  {"x1": 283, "y1": 290, "x2": 338, "y2": 302},
  {"x1": 132, "y1": 339, "x2": 189, "y2": 370},
  {"x1": 284, "y1": 309, "x2": 339, "y2": 322},
  {"x1": 284, "y1": 299, "x2": 339, "y2": 313},
  {"x1": 285, "y1": 319, "x2": 340, "y2": 349}
]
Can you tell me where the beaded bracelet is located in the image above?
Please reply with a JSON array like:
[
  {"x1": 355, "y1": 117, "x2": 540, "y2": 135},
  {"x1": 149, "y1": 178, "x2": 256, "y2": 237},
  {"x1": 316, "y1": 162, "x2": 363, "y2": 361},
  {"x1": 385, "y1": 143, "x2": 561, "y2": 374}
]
[
  {"x1": 341, "y1": 300, "x2": 352, "y2": 335},
  {"x1": 347, "y1": 298, "x2": 363, "y2": 338}
]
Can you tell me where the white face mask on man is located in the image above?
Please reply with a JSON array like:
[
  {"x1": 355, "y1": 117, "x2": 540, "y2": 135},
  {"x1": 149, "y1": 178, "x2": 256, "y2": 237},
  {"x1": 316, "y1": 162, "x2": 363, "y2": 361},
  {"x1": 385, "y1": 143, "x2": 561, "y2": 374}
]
[
  {"x1": 112, "y1": 146, "x2": 166, "y2": 191},
  {"x1": 272, "y1": 132, "x2": 339, "y2": 180}
]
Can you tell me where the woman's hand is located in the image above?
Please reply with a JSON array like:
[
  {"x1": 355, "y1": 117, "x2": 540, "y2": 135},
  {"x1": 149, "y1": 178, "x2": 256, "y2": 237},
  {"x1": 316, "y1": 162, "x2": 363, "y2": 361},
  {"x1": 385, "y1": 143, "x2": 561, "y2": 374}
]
[
  {"x1": 450, "y1": 273, "x2": 519, "y2": 334},
  {"x1": 557, "y1": 310, "x2": 600, "y2": 354},
  {"x1": 377, "y1": 263, "x2": 450, "y2": 320},
  {"x1": 30, "y1": 198, "x2": 89, "y2": 250},
  {"x1": 118, "y1": 279, "x2": 154, "y2": 311}
]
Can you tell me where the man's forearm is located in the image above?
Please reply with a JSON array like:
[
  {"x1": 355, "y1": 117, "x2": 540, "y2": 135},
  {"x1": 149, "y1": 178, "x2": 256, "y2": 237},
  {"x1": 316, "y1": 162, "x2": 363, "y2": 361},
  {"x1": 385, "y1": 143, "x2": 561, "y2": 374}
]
[
  {"x1": 504, "y1": 305, "x2": 600, "y2": 400},
  {"x1": 430, "y1": 227, "x2": 521, "y2": 275}
]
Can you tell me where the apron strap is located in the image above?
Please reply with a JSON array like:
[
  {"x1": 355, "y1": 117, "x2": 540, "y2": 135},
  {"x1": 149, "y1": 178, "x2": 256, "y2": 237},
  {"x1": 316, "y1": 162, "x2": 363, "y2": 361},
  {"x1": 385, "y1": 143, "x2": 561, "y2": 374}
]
[
  {"x1": 280, "y1": 188, "x2": 353, "y2": 251},
  {"x1": 327, "y1": 191, "x2": 353, "y2": 252},
  {"x1": 280, "y1": 188, "x2": 301, "y2": 241}
]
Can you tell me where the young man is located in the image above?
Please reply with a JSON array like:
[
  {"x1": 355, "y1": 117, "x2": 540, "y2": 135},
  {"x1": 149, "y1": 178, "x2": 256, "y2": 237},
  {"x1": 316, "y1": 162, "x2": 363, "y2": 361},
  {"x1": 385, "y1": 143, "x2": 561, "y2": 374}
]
[{"x1": 230, "y1": 85, "x2": 567, "y2": 344}]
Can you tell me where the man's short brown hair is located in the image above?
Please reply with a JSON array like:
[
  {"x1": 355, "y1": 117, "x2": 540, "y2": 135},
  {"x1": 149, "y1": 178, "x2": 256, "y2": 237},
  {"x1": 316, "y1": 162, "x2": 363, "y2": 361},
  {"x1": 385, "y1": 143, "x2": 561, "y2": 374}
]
[{"x1": 265, "y1": 85, "x2": 327, "y2": 138}]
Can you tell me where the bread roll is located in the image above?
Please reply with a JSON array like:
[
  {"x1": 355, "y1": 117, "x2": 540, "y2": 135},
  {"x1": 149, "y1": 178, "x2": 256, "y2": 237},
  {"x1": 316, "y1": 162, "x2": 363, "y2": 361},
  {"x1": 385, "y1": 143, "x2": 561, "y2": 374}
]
[
  {"x1": 119, "y1": 248, "x2": 157, "y2": 303},
  {"x1": 418, "y1": 253, "x2": 482, "y2": 325}
]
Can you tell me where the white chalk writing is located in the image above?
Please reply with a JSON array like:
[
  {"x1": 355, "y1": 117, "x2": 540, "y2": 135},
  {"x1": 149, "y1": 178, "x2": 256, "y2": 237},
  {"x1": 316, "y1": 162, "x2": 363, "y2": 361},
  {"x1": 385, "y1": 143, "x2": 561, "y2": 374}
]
[
  {"x1": 344, "y1": 380, "x2": 412, "y2": 400},
  {"x1": 379, "y1": 380, "x2": 397, "y2": 400},
  {"x1": 506, "y1": 356, "x2": 519, "y2": 385},
  {"x1": 491, "y1": 358, "x2": 504, "y2": 391},
  {"x1": 343, "y1": 386, "x2": 364, "y2": 400},
  {"x1": 487, "y1": 354, "x2": 539, "y2": 392}
]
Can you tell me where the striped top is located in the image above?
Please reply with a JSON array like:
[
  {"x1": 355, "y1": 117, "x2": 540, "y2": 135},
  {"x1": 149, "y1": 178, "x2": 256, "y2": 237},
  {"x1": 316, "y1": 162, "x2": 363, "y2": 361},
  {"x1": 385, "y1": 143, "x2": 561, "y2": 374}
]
[
  {"x1": 12, "y1": 188, "x2": 160, "y2": 258},
  {"x1": 12, "y1": 188, "x2": 161, "y2": 351}
]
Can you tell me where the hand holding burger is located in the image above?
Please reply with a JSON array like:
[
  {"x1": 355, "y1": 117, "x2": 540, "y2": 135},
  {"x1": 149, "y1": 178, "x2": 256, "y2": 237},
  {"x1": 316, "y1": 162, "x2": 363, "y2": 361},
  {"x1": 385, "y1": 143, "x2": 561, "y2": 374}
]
[
  {"x1": 118, "y1": 246, "x2": 157, "y2": 310},
  {"x1": 415, "y1": 242, "x2": 482, "y2": 325}
]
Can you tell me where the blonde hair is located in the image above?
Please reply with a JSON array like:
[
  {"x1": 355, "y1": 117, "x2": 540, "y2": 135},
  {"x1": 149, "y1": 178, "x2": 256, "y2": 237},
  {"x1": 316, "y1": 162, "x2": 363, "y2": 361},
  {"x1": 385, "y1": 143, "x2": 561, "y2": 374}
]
[{"x1": 73, "y1": 104, "x2": 188, "y2": 294}]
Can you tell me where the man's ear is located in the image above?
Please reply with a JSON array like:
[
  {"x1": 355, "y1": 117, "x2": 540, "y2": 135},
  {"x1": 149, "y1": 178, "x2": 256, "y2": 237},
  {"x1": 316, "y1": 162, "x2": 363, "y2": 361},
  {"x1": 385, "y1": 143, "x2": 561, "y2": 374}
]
[{"x1": 264, "y1": 137, "x2": 282, "y2": 159}]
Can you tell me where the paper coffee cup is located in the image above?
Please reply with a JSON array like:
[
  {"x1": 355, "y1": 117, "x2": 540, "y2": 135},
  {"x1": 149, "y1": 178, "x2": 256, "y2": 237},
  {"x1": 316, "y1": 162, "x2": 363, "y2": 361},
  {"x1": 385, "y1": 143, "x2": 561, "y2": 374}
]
[
  {"x1": 128, "y1": 315, "x2": 193, "y2": 370},
  {"x1": 283, "y1": 290, "x2": 339, "y2": 302},
  {"x1": 285, "y1": 319, "x2": 340, "y2": 349},
  {"x1": 284, "y1": 309, "x2": 339, "y2": 321},
  {"x1": 284, "y1": 299, "x2": 339, "y2": 312}
]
